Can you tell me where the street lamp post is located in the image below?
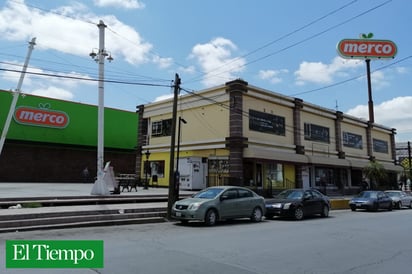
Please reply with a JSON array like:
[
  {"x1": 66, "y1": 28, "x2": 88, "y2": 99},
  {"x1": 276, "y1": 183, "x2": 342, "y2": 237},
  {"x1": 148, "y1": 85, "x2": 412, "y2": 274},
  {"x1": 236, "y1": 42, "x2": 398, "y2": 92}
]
[
  {"x1": 90, "y1": 20, "x2": 113, "y2": 196},
  {"x1": 175, "y1": 117, "x2": 187, "y2": 199},
  {"x1": 144, "y1": 150, "x2": 151, "y2": 190}
]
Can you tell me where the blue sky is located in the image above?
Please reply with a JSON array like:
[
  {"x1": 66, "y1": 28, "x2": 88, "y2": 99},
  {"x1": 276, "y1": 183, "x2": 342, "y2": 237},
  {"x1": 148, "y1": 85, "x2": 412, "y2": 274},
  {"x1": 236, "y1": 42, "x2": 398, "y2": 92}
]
[{"x1": 0, "y1": 0, "x2": 411, "y2": 142}]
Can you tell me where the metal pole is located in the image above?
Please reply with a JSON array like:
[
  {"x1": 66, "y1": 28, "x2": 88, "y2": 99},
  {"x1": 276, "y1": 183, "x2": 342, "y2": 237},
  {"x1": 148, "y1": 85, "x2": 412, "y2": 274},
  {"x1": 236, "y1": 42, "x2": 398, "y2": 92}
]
[
  {"x1": 365, "y1": 59, "x2": 374, "y2": 124},
  {"x1": 91, "y1": 20, "x2": 109, "y2": 195},
  {"x1": 408, "y1": 141, "x2": 411, "y2": 179},
  {"x1": 175, "y1": 117, "x2": 187, "y2": 200},
  {"x1": 0, "y1": 37, "x2": 36, "y2": 157}
]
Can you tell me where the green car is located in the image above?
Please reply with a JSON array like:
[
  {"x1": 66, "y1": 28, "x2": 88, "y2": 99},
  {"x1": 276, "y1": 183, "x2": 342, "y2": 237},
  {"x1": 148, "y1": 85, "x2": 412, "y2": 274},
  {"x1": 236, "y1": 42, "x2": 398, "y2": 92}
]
[{"x1": 172, "y1": 186, "x2": 266, "y2": 226}]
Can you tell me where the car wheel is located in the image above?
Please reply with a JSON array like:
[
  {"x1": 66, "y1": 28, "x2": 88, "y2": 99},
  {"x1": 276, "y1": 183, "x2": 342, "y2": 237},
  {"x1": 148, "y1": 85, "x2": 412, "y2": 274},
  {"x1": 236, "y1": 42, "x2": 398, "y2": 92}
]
[
  {"x1": 180, "y1": 220, "x2": 189, "y2": 225},
  {"x1": 409, "y1": 201, "x2": 412, "y2": 209},
  {"x1": 204, "y1": 209, "x2": 217, "y2": 226},
  {"x1": 388, "y1": 203, "x2": 393, "y2": 211},
  {"x1": 397, "y1": 201, "x2": 402, "y2": 209},
  {"x1": 321, "y1": 205, "x2": 329, "y2": 217},
  {"x1": 350, "y1": 205, "x2": 356, "y2": 211},
  {"x1": 293, "y1": 207, "x2": 304, "y2": 220},
  {"x1": 251, "y1": 207, "x2": 263, "y2": 222}
]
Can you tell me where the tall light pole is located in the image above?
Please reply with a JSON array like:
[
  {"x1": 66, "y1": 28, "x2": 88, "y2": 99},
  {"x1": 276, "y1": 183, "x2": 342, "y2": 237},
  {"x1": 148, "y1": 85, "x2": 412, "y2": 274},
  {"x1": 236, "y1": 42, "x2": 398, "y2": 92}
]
[
  {"x1": 175, "y1": 116, "x2": 187, "y2": 200},
  {"x1": 90, "y1": 20, "x2": 113, "y2": 195},
  {"x1": 0, "y1": 37, "x2": 36, "y2": 157}
]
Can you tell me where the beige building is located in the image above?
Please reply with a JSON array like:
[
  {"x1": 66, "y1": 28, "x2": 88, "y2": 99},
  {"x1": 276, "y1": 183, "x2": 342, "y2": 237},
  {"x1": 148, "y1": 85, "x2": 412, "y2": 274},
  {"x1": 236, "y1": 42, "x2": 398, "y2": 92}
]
[{"x1": 137, "y1": 79, "x2": 402, "y2": 195}]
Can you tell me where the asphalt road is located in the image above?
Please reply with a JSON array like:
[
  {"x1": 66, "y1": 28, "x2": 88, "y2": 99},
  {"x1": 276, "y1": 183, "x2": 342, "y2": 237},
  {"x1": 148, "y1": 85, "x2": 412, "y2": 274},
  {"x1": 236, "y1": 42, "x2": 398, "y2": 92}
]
[{"x1": 1, "y1": 209, "x2": 411, "y2": 274}]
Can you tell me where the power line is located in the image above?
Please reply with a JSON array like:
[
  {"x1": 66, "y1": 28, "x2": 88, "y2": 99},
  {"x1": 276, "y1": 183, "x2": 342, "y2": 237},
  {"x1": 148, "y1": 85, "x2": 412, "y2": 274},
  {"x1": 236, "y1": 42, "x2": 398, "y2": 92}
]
[
  {"x1": 189, "y1": 0, "x2": 392, "y2": 85},
  {"x1": 0, "y1": 67, "x2": 173, "y2": 88},
  {"x1": 186, "y1": 0, "x2": 359, "y2": 84},
  {"x1": 289, "y1": 55, "x2": 412, "y2": 97}
]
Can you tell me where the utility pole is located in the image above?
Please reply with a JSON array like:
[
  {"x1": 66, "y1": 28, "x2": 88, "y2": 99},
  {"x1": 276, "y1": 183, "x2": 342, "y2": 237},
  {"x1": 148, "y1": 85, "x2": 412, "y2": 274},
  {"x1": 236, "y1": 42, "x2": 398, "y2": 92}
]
[
  {"x1": 0, "y1": 38, "x2": 36, "y2": 157},
  {"x1": 90, "y1": 20, "x2": 113, "y2": 195},
  {"x1": 167, "y1": 73, "x2": 181, "y2": 219},
  {"x1": 408, "y1": 141, "x2": 411, "y2": 179},
  {"x1": 365, "y1": 59, "x2": 374, "y2": 123}
]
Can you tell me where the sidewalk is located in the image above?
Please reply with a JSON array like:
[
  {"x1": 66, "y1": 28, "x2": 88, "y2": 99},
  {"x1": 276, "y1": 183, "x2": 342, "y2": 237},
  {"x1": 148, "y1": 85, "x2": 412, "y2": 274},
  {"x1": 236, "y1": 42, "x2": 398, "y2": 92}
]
[{"x1": 0, "y1": 182, "x2": 194, "y2": 199}]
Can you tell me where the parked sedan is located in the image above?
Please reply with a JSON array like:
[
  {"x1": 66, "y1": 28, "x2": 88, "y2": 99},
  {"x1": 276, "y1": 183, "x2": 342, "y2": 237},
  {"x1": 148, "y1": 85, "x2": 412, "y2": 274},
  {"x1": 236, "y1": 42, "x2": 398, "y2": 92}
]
[
  {"x1": 384, "y1": 190, "x2": 412, "y2": 209},
  {"x1": 265, "y1": 189, "x2": 330, "y2": 220},
  {"x1": 349, "y1": 191, "x2": 393, "y2": 211},
  {"x1": 171, "y1": 186, "x2": 265, "y2": 226}
]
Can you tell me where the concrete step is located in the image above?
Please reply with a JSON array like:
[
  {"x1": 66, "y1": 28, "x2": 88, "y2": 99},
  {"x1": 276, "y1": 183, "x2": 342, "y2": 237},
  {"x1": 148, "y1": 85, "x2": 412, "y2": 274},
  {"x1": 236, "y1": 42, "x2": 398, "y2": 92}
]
[
  {"x1": 0, "y1": 203, "x2": 168, "y2": 233},
  {"x1": 0, "y1": 210, "x2": 166, "y2": 228},
  {"x1": 0, "y1": 216, "x2": 167, "y2": 233}
]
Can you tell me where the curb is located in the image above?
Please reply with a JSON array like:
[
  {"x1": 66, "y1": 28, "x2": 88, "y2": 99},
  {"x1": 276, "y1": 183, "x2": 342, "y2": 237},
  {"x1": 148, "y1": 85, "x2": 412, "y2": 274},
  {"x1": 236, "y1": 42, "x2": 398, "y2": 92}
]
[{"x1": 331, "y1": 199, "x2": 350, "y2": 210}]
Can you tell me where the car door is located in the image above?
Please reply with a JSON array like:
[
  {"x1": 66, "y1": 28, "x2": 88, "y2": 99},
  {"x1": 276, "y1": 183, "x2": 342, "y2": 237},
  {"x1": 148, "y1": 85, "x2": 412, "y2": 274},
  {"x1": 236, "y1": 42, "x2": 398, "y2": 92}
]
[
  {"x1": 219, "y1": 189, "x2": 239, "y2": 219},
  {"x1": 302, "y1": 190, "x2": 317, "y2": 215},
  {"x1": 400, "y1": 191, "x2": 410, "y2": 207},
  {"x1": 378, "y1": 192, "x2": 391, "y2": 208},
  {"x1": 237, "y1": 188, "x2": 255, "y2": 217},
  {"x1": 309, "y1": 190, "x2": 324, "y2": 214}
]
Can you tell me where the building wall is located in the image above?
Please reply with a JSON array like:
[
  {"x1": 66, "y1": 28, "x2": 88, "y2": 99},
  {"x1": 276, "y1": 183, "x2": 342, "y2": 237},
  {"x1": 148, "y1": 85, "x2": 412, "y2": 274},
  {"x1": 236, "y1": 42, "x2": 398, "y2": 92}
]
[
  {"x1": 141, "y1": 80, "x2": 401, "y2": 194},
  {"x1": 0, "y1": 90, "x2": 138, "y2": 182}
]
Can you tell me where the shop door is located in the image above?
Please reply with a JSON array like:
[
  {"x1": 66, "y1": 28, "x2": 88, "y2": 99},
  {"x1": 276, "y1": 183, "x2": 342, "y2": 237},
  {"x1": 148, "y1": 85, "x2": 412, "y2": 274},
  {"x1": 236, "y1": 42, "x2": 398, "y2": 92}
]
[{"x1": 256, "y1": 163, "x2": 263, "y2": 189}]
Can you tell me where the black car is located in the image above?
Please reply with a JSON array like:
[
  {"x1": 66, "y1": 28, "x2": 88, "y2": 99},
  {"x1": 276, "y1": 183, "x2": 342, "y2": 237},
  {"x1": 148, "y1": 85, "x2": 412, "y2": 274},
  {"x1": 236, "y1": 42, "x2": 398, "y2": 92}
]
[
  {"x1": 265, "y1": 189, "x2": 330, "y2": 220},
  {"x1": 349, "y1": 191, "x2": 393, "y2": 211}
]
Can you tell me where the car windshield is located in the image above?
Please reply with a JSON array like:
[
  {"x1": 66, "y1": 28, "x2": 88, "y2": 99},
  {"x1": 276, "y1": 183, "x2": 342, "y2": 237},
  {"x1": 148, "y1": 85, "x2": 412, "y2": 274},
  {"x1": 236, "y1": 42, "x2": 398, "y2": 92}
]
[
  {"x1": 276, "y1": 190, "x2": 303, "y2": 200},
  {"x1": 358, "y1": 192, "x2": 378, "y2": 199},
  {"x1": 193, "y1": 188, "x2": 224, "y2": 199},
  {"x1": 386, "y1": 192, "x2": 400, "y2": 197}
]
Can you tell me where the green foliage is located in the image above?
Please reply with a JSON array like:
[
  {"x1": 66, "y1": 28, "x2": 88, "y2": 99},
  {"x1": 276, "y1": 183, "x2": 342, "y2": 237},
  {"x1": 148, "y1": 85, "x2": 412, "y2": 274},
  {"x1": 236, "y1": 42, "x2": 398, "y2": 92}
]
[
  {"x1": 363, "y1": 160, "x2": 387, "y2": 188},
  {"x1": 22, "y1": 202, "x2": 43, "y2": 208}
]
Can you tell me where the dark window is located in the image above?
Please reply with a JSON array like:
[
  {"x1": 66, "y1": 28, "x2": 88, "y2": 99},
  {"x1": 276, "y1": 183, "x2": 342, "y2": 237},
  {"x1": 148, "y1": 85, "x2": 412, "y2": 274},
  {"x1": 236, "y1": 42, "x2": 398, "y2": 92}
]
[
  {"x1": 249, "y1": 109, "x2": 285, "y2": 136},
  {"x1": 342, "y1": 131, "x2": 363, "y2": 149},
  {"x1": 304, "y1": 123, "x2": 330, "y2": 143},
  {"x1": 373, "y1": 138, "x2": 388, "y2": 153},
  {"x1": 152, "y1": 119, "x2": 172, "y2": 137},
  {"x1": 238, "y1": 189, "x2": 253, "y2": 198}
]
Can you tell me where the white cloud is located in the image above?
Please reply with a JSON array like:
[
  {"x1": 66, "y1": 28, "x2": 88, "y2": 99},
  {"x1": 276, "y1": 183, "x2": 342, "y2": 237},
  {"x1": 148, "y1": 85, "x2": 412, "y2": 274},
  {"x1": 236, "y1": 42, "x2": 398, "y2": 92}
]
[
  {"x1": 30, "y1": 86, "x2": 74, "y2": 101},
  {"x1": 295, "y1": 57, "x2": 362, "y2": 85},
  {"x1": 152, "y1": 55, "x2": 173, "y2": 69},
  {"x1": 190, "y1": 37, "x2": 246, "y2": 87},
  {"x1": 94, "y1": 0, "x2": 145, "y2": 9},
  {"x1": 347, "y1": 96, "x2": 412, "y2": 141},
  {"x1": 258, "y1": 69, "x2": 288, "y2": 84},
  {"x1": 0, "y1": 1, "x2": 153, "y2": 66}
]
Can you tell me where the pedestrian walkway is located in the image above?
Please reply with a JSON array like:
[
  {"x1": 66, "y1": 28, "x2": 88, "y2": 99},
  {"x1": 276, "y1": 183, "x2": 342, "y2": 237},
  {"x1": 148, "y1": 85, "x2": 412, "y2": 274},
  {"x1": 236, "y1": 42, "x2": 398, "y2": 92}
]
[{"x1": 0, "y1": 182, "x2": 194, "y2": 199}]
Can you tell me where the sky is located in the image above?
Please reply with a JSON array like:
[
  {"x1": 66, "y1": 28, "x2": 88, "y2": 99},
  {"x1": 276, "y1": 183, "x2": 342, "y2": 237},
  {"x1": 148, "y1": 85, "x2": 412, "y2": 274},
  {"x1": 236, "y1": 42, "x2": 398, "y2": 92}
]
[{"x1": 0, "y1": 0, "x2": 411, "y2": 142}]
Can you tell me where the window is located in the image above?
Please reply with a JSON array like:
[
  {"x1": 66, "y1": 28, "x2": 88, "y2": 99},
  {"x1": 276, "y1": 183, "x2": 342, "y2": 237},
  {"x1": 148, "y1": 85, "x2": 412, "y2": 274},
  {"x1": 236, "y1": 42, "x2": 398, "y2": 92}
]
[
  {"x1": 238, "y1": 189, "x2": 253, "y2": 198},
  {"x1": 343, "y1": 131, "x2": 363, "y2": 149},
  {"x1": 151, "y1": 119, "x2": 172, "y2": 137},
  {"x1": 373, "y1": 138, "x2": 388, "y2": 153},
  {"x1": 304, "y1": 123, "x2": 330, "y2": 143},
  {"x1": 249, "y1": 109, "x2": 285, "y2": 136}
]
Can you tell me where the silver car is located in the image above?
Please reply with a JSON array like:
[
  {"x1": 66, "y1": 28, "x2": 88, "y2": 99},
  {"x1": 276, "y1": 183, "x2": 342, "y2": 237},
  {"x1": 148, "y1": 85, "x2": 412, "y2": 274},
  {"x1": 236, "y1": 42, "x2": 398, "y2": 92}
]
[
  {"x1": 384, "y1": 190, "x2": 412, "y2": 209},
  {"x1": 172, "y1": 186, "x2": 266, "y2": 226}
]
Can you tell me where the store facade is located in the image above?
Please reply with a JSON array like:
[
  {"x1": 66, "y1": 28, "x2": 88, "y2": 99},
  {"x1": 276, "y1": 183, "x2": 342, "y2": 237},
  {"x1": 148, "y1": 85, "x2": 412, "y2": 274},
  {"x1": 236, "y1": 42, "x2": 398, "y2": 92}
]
[
  {"x1": 0, "y1": 90, "x2": 138, "y2": 182},
  {"x1": 141, "y1": 80, "x2": 402, "y2": 195}
]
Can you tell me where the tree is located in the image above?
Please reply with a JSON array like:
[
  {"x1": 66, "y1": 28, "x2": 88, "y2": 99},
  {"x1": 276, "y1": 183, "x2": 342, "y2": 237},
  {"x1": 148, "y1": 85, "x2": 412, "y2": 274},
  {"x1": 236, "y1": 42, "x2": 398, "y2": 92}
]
[{"x1": 363, "y1": 160, "x2": 387, "y2": 190}]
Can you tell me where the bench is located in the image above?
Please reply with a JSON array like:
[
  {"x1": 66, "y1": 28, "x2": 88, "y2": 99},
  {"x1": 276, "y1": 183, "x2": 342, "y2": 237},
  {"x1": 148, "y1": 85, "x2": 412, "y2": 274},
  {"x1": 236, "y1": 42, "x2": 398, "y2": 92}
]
[{"x1": 115, "y1": 174, "x2": 139, "y2": 192}]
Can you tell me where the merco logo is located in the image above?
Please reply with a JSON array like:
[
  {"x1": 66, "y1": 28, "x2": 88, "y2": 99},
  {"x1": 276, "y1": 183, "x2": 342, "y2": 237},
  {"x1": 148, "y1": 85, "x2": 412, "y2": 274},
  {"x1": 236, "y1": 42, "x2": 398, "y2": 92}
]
[
  {"x1": 337, "y1": 39, "x2": 397, "y2": 59},
  {"x1": 5, "y1": 240, "x2": 104, "y2": 268},
  {"x1": 14, "y1": 104, "x2": 70, "y2": 129}
]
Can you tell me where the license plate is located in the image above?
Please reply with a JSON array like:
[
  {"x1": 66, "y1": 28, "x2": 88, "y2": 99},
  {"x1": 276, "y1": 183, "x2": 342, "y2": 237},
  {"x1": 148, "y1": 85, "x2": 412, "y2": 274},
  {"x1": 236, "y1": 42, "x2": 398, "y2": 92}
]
[
  {"x1": 356, "y1": 203, "x2": 362, "y2": 207},
  {"x1": 175, "y1": 212, "x2": 182, "y2": 217}
]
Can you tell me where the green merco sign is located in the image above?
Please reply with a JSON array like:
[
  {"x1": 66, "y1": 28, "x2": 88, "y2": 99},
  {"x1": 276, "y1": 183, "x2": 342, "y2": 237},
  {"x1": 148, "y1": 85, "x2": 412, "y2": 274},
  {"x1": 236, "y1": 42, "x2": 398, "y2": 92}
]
[{"x1": 0, "y1": 90, "x2": 138, "y2": 150}]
